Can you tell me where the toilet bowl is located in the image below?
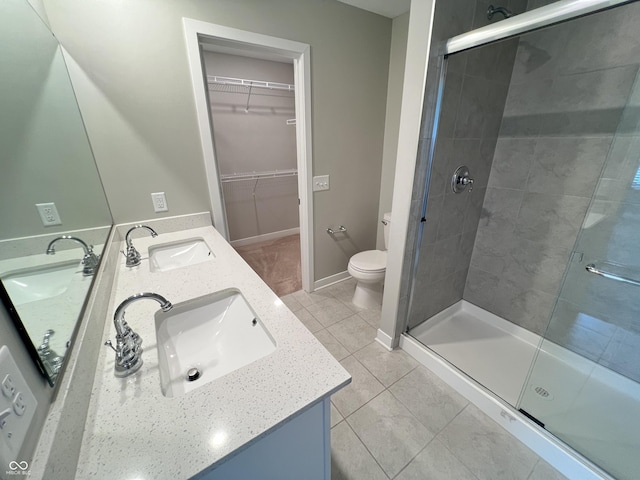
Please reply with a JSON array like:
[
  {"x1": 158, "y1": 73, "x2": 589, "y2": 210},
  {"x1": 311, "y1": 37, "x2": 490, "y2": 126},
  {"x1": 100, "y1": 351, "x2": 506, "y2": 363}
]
[{"x1": 348, "y1": 213, "x2": 391, "y2": 309}]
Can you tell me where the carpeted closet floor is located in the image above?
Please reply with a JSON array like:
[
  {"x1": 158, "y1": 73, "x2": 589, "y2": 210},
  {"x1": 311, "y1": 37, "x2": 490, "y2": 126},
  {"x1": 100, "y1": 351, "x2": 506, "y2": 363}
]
[{"x1": 234, "y1": 234, "x2": 302, "y2": 296}]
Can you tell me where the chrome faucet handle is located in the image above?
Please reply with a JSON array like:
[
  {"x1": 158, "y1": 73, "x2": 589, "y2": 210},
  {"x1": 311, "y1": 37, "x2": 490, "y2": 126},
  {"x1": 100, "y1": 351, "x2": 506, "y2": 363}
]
[
  {"x1": 38, "y1": 329, "x2": 55, "y2": 352},
  {"x1": 107, "y1": 292, "x2": 172, "y2": 377},
  {"x1": 124, "y1": 225, "x2": 158, "y2": 267}
]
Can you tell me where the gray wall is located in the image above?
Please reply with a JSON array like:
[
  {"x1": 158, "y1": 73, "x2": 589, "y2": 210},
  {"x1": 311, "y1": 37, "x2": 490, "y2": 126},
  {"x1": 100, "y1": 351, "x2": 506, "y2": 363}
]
[
  {"x1": 407, "y1": 0, "x2": 526, "y2": 329},
  {"x1": 0, "y1": 0, "x2": 111, "y2": 240},
  {"x1": 42, "y1": 0, "x2": 391, "y2": 283},
  {"x1": 376, "y1": 12, "x2": 410, "y2": 249},
  {"x1": 464, "y1": 3, "x2": 640, "y2": 336},
  {"x1": 204, "y1": 53, "x2": 298, "y2": 242}
]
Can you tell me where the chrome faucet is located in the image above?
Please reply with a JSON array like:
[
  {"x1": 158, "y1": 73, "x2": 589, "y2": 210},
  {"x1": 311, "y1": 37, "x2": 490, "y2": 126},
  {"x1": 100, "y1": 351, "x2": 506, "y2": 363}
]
[
  {"x1": 46, "y1": 235, "x2": 100, "y2": 276},
  {"x1": 38, "y1": 329, "x2": 64, "y2": 378},
  {"x1": 124, "y1": 225, "x2": 158, "y2": 267},
  {"x1": 104, "y1": 292, "x2": 172, "y2": 377}
]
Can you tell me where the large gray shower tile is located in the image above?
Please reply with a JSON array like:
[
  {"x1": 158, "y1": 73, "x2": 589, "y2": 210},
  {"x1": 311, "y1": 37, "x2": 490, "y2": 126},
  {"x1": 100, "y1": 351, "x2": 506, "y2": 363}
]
[
  {"x1": 464, "y1": 267, "x2": 501, "y2": 309},
  {"x1": 514, "y1": 192, "x2": 589, "y2": 247},
  {"x1": 526, "y1": 137, "x2": 612, "y2": 197},
  {"x1": 488, "y1": 138, "x2": 536, "y2": 188},
  {"x1": 390, "y1": 366, "x2": 468, "y2": 435},
  {"x1": 347, "y1": 390, "x2": 433, "y2": 478},
  {"x1": 501, "y1": 238, "x2": 571, "y2": 296},
  {"x1": 436, "y1": 194, "x2": 470, "y2": 240},
  {"x1": 330, "y1": 421, "x2": 388, "y2": 480},
  {"x1": 437, "y1": 404, "x2": 539, "y2": 480}
]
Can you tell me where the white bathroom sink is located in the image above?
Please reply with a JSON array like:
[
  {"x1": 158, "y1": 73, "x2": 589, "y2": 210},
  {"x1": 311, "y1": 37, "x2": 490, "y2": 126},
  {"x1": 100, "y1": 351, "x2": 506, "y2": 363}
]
[
  {"x1": 155, "y1": 288, "x2": 276, "y2": 397},
  {"x1": 148, "y1": 238, "x2": 214, "y2": 272},
  {"x1": 1, "y1": 260, "x2": 81, "y2": 306}
]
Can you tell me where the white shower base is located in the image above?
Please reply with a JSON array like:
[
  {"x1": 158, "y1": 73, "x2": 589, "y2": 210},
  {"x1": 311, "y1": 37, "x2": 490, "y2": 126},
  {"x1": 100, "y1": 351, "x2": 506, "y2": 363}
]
[
  {"x1": 408, "y1": 300, "x2": 538, "y2": 405},
  {"x1": 403, "y1": 300, "x2": 640, "y2": 480}
]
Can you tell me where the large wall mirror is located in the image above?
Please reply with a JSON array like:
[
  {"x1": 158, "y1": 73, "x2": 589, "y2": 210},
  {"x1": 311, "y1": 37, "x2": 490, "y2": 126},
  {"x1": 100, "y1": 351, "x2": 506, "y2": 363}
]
[{"x1": 0, "y1": 0, "x2": 113, "y2": 385}]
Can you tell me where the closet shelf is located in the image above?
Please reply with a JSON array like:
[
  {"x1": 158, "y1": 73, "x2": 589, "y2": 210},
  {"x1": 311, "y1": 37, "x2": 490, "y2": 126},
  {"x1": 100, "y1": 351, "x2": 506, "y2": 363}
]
[
  {"x1": 208, "y1": 75, "x2": 295, "y2": 96},
  {"x1": 220, "y1": 169, "x2": 298, "y2": 183}
]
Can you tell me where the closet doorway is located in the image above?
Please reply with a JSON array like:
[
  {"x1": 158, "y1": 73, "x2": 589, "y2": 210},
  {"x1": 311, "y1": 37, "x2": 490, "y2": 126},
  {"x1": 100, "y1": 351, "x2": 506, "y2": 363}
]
[
  {"x1": 205, "y1": 53, "x2": 301, "y2": 296},
  {"x1": 183, "y1": 20, "x2": 314, "y2": 294}
]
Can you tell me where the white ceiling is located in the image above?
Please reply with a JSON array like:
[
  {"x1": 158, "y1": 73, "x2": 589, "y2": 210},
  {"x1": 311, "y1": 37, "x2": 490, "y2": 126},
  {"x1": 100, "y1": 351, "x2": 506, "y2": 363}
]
[{"x1": 337, "y1": 0, "x2": 411, "y2": 18}]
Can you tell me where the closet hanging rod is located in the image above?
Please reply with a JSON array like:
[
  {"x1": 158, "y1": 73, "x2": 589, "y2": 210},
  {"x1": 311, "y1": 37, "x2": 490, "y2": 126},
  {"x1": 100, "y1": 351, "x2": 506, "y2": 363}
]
[
  {"x1": 220, "y1": 169, "x2": 298, "y2": 183},
  {"x1": 207, "y1": 75, "x2": 295, "y2": 92}
]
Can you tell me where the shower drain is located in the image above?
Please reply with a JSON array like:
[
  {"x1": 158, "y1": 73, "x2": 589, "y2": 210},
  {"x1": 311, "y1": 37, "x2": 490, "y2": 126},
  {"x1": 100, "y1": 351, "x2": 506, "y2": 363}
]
[{"x1": 531, "y1": 385, "x2": 553, "y2": 400}]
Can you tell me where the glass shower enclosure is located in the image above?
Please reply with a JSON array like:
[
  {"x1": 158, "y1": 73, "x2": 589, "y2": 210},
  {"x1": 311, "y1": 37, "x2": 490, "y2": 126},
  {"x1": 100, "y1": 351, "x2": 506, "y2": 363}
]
[{"x1": 405, "y1": 2, "x2": 640, "y2": 478}]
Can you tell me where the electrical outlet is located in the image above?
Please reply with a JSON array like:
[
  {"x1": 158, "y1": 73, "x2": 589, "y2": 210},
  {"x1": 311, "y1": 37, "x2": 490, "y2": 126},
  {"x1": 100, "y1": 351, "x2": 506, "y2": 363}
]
[
  {"x1": 312, "y1": 175, "x2": 330, "y2": 192},
  {"x1": 151, "y1": 192, "x2": 168, "y2": 212},
  {"x1": 35, "y1": 202, "x2": 62, "y2": 226},
  {"x1": 12, "y1": 394, "x2": 25, "y2": 417},
  {"x1": 1, "y1": 375, "x2": 15, "y2": 399},
  {"x1": 0, "y1": 346, "x2": 37, "y2": 469}
]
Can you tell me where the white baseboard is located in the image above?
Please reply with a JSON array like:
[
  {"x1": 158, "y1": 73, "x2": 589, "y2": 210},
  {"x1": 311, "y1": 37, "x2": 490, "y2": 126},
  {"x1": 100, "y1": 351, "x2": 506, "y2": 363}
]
[
  {"x1": 230, "y1": 227, "x2": 300, "y2": 247},
  {"x1": 313, "y1": 270, "x2": 351, "y2": 291},
  {"x1": 375, "y1": 329, "x2": 394, "y2": 350}
]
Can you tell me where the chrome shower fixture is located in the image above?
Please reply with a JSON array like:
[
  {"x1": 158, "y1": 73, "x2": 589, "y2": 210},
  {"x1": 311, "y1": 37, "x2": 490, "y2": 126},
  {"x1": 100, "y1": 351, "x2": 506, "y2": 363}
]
[{"x1": 487, "y1": 5, "x2": 513, "y2": 19}]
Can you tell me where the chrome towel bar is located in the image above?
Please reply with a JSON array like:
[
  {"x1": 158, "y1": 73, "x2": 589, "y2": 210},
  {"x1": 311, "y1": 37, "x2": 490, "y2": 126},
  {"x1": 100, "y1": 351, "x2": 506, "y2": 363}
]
[
  {"x1": 585, "y1": 263, "x2": 640, "y2": 287},
  {"x1": 326, "y1": 226, "x2": 347, "y2": 235}
]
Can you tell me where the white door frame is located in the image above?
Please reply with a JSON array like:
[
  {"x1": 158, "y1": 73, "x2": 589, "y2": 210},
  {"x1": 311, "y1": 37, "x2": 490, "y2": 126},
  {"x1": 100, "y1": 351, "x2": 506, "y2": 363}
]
[{"x1": 183, "y1": 18, "x2": 314, "y2": 292}]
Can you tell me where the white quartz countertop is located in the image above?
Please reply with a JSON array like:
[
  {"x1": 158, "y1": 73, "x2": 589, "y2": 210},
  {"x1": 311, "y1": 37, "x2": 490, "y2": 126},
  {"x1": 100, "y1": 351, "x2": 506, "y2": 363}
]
[{"x1": 76, "y1": 226, "x2": 351, "y2": 479}]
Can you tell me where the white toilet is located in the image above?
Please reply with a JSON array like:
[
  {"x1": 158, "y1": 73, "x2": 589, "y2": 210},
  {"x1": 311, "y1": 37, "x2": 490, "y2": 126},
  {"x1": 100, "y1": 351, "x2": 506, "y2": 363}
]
[{"x1": 348, "y1": 213, "x2": 391, "y2": 309}]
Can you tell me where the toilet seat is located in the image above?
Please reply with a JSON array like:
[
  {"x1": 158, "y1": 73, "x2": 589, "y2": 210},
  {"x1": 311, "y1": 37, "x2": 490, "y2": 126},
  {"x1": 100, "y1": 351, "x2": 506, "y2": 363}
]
[{"x1": 348, "y1": 250, "x2": 386, "y2": 273}]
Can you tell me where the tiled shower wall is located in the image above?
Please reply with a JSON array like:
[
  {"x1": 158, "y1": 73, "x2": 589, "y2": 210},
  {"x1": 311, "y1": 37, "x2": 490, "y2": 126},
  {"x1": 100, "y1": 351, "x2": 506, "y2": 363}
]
[
  {"x1": 464, "y1": 3, "x2": 640, "y2": 335},
  {"x1": 406, "y1": 0, "x2": 526, "y2": 330}
]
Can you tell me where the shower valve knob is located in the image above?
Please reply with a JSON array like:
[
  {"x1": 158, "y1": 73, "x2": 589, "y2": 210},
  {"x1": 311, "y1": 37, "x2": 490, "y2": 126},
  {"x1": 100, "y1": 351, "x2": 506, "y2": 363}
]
[{"x1": 452, "y1": 166, "x2": 474, "y2": 194}]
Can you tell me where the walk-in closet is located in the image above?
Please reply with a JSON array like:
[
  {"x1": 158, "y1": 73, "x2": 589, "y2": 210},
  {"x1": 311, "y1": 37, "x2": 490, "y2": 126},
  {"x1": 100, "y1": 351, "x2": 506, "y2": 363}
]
[{"x1": 203, "y1": 52, "x2": 301, "y2": 295}]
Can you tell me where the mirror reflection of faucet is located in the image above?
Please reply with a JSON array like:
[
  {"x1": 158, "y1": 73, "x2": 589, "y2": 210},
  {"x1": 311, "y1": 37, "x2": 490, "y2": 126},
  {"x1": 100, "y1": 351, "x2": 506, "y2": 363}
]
[
  {"x1": 46, "y1": 235, "x2": 100, "y2": 276},
  {"x1": 37, "y1": 329, "x2": 64, "y2": 379},
  {"x1": 123, "y1": 225, "x2": 158, "y2": 267},
  {"x1": 104, "y1": 292, "x2": 173, "y2": 377}
]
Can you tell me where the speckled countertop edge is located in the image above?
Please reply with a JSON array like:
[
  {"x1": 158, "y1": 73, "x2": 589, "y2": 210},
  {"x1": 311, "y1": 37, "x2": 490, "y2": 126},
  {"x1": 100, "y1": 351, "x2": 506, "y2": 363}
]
[{"x1": 75, "y1": 225, "x2": 351, "y2": 480}]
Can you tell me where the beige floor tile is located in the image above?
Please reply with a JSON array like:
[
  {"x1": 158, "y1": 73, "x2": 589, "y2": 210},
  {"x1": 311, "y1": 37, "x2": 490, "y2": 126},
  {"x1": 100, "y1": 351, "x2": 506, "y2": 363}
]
[
  {"x1": 390, "y1": 366, "x2": 468, "y2": 435},
  {"x1": 331, "y1": 421, "x2": 388, "y2": 480},
  {"x1": 295, "y1": 308, "x2": 323, "y2": 333},
  {"x1": 314, "y1": 329, "x2": 350, "y2": 361},
  {"x1": 437, "y1": 404, "x2": 539, "y2": 480},
  {"x1": 307, "y1": 297, "x2": 355, "y2": 327},
  {"x1": 330, "y1": 402, "x2": 344, "y2": 428},
  {"x1": 354, "y1": 342, "x2": 418, "y2": 387},
  {"x1": 395, "y1": 438, "x2": 478, "y2": 480},
  {"x1": 327, "y1": 314, "x2": 377, "y2": 353},
  {"x1": 331, "y1": 356, "x2": 385, "y2": 418},
  {"x1": 346, "y1": 390, "x2": 433, "y2": 478}
]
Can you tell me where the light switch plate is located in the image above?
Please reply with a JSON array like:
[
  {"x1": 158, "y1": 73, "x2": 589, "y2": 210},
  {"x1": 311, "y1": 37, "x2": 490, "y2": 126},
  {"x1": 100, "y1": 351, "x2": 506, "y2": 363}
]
[
  {"x1": 312, "y1": 175, "x2": 330, "y2": 192},
  {"x1": 0, "y1": 346, "x2": 37, "y2": 471}
]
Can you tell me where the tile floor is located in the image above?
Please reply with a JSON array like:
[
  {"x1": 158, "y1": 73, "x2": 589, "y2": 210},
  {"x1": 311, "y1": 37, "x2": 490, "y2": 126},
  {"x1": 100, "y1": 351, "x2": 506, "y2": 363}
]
[{"x1": 280, "y1": 278, "x2": 569, "y2": 480}]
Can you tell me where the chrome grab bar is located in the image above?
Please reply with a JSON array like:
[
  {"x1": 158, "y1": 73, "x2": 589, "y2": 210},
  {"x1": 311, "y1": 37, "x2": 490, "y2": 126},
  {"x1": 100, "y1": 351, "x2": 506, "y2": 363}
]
[
  {"x1": 585, "y1": 263, "x2": 640, "y2": 287},
  {"x1": 326, "y1": 225, "x2": 347, "y2": 235}
]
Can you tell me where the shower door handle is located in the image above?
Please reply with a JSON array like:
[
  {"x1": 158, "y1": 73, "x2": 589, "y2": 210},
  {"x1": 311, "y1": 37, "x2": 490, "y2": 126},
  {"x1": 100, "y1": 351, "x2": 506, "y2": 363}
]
[{"x1": 585, "y1": 263, "x2": 640, "y2": 287}]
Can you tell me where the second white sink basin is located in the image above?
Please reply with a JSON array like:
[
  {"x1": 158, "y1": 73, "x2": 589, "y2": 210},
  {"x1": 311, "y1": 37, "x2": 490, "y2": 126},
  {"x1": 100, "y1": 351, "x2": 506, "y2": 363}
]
[
  {"x1": 2, "y1": 260, "x2": 81, "y2": 306},
  {"x1": 149, "y1": 238, "x2": 214, "y2": 272},
  {"x1": 155, "y1": 289, "x2": 276, "y2": 397}
]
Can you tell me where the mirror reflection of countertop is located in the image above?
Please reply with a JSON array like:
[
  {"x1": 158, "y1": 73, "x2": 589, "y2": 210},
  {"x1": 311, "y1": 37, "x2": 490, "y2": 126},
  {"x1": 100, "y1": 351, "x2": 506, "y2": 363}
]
[
  {"x1": 76, "y1": 225, "x2": 350, "y2": 479},
  {"x1": 0, "y1": 247, "x2": 103, "y2": 358}
]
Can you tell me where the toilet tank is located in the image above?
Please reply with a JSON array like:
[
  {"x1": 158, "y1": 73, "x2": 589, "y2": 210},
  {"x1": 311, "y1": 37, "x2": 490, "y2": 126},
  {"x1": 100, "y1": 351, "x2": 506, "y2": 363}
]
[{"x1": 383, "y1": 212, "x2": 391, "y2": 250}]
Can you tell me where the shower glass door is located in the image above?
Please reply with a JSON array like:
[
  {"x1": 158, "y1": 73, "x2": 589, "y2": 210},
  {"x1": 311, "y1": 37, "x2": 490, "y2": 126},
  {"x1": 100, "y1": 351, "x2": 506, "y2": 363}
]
[{"x1": 517, "y1": 7, "x2": 640, "y2": 477}]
